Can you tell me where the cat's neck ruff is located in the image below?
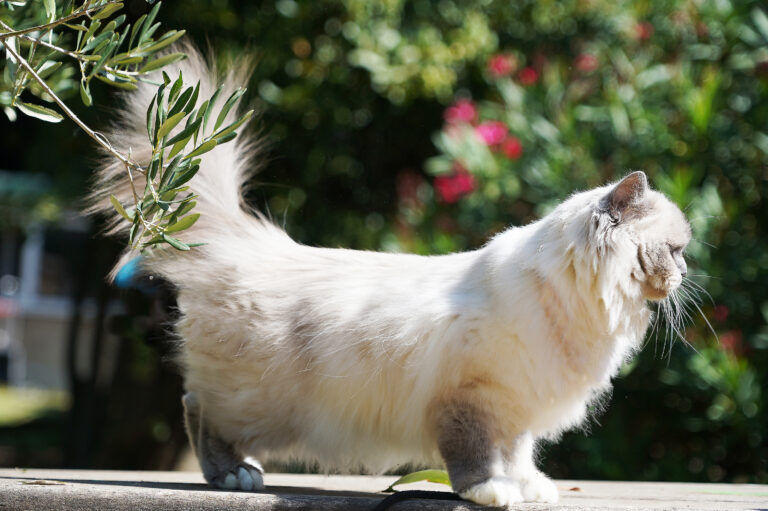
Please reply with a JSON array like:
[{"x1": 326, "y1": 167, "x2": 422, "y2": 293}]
[{"x1": 485, "y1": 198, "x2": 651, "y2": 387}]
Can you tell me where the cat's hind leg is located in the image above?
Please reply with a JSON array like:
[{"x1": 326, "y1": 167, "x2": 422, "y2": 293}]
[{"x1": 182, "y1": 392, "x2": 264, "y2": 491}]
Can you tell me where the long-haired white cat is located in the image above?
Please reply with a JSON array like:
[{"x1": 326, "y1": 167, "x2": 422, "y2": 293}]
[{"x1": 90, "y1": 46, "x2": 692, "y2": 506}]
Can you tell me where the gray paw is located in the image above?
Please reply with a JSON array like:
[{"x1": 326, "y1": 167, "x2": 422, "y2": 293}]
[{"x1": 212, "y1": 462, "x2": 264, "y2": 491}]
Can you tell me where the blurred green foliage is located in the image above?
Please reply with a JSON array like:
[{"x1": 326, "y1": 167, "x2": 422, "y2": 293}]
[{"x1": 2, "y1": 0, "x2": 766, "y2": 483}]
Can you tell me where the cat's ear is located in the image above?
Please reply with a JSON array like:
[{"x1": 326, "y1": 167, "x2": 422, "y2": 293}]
[{"x1": 600, "y1": 171, "x2": 648, "y2": 222}]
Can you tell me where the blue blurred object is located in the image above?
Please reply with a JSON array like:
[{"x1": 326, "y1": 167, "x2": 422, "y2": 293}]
[
  {"x1": 114, "y1": 256, "x2": 141, "y2": 289},
  {"x1": 114, "y1": 256, "x2": 156, "y2": 294}
]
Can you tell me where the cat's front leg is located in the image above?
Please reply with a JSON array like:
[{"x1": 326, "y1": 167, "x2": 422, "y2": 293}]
[
  {"x1": 503, "y1": 431, "x2": 559, "y2": 503},
  {"x1": 435, "y1": 401, "x2": 524, "y2": 506}
]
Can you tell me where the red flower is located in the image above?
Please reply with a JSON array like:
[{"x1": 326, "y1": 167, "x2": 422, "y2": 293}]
[
  {"x1": 444, "y1": 99, "x2": 477, "y2": 124},
  {"x1": 634, "y1": 21, "x2": 654, "y2": 41},
  {"x1": 396, "y1": 170, "x2": 424, "y2": 205},
  {"x1": 713, "y1": 305, "x2": 729, "y2": 322},
  {"x1": 720, "y1": 330, "x2": 743, "y2": 357},
  {"x1": 575, "y1": 53, "x2": 598, "y2": 73},
  {"x1": 434, "y1": 164, "x2": 476, "y2": 204},
  {"x1": 518, "y1": 67, "x2": 539, "y2": 86},
  {"x1": 476, "y1": 121, "x2": 508, "y2": 146},
  {"x1": 501, "y1": 136, "x2": 523, "y2": 159},
  {"x1": 487, "y1": 53, "x2": 517, "y2": 77}
]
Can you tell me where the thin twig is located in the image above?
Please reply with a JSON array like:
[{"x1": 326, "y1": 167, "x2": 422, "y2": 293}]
[
  {"x1": 0, "y1": 1, "x2": 121, "y2": 40},
  {"x1": 1, "y1": 35, "x2": 133, "y2": 166},
  {"x1": 3, "y1": 26, "x2": 141, "y2": 78},
  {"x1": 1, "y1": 33, "x2": 160, "y2": 247}
]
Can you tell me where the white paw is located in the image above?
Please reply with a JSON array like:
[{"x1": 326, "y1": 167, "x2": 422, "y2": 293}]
[
  {"x1": 519, "y1": 472, "x2": 559, "y2": 503},
  {"x1": 213, "y1": 463, "x2": 264, "y2": 491},
  {"x1": 459, "y1": 476, "x2": 523, "y2": 507}
]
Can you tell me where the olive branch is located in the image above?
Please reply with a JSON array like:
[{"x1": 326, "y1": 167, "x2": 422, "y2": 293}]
[{"x1": 0, "y1": 0, "x2": 252, "y2": 250}]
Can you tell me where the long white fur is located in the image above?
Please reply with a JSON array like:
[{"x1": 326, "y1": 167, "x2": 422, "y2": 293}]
[{"x1": 90, "y1": 45, "x2": 691, "y2": 500}]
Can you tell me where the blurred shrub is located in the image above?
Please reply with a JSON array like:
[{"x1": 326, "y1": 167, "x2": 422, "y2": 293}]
[
  {"x1": 4, "y1": 0, "x2": 765, "y2": 482},
  {"x1": 167, "y1": 0, "x2": 766, "y2": 483}
]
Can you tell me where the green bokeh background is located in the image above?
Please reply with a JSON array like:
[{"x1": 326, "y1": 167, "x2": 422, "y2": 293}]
[{"x1": 1, "y1": 0, "x2": 766, "y2": 483}]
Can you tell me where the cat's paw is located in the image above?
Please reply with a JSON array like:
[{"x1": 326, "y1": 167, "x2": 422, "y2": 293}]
[
  {"x1": 211, "y1": 461, "x2": 264, "y2": 491},
  {"x1": 459, "y1": 476, "x2": 523, "y2": 507},
  {"x1": 518, "y1": 471, "x2": 559, "y2": 503}
]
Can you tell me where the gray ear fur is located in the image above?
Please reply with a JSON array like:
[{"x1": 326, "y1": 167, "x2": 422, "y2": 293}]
[{"x1": 600, "y1": 171, "x2": 648, "y2": 222}]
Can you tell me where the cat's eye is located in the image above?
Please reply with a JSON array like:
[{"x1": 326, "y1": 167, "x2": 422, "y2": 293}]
[{"x1": 668, "y1": 244, "x2": 683, "y2": 255}]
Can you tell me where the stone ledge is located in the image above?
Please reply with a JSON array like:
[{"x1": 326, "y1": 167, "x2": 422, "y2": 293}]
[{"x1": 1, "y1": 469, "x2": 766, "y2": 510}]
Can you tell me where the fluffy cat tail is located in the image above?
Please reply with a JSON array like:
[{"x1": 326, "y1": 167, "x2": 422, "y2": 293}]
[{"x1": 86, "y1": 42, "x2": 271, "y2": 279}]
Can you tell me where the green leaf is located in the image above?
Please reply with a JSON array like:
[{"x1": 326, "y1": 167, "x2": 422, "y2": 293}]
[
  {"x1": 169, "y1": 163, "x2": 199, "y2": 188},
  {"x1": 129, "y1": 217, "x2": 140, "y2": 245},
  {"x1": 202, "y1": 85, "x2": 223, "y2": 133},
  {"x1": 15, "y1": 101, "x2": 63, "y2": 123},
  {"x1": 110, "y1": 54, "x2": 143, "y2": 65},
  {"x1": 129, "y1": 13, "x2": 147, "y2": 48},
  {"x1": 146, "y1": 96, "x2": 156, "y2": 140},
  {"x1": 138, "y1": 29, "x2": 186, "y2": 56},
  {"x1": 173, "y1": 200, "x2": 196, "y2": 218},
  {"x1": 83, "y1": 30, "x2": 114, "y2": 53},
  {"x1": 43, "y1": 0, "x2": 55, "y2": 21},
  {"x1": 165, "y1": 213, "x2": 199, "y2": 233},
  {"x1": 88, "y1": 40, "x2": 119, "y2": 78},
  {"x1": 384, "y1": 470, "x2": 451, "y2": 493},
  {"x1": 212, "y1": 109, "x2": 254, "y2": 141},
  {"x1": 80, "y1": 80, "x2": 92, "y2": 106},
  {"x1": 168, "y1": 72, "x2": 184, "y2": 102},
  {"x1": 92, "y1": 2, "x2": 124, "y2": 20},
  {"x1": 36, "y1": 60, "x2": 62, "y2": 79},
  {"x1": 214, "y1": 88, "x2": 245, "y2": 131},
  {"x1": 168, "y1": 85, "x2": 195, "y2": 117},
  {"x1": 751, "y1": 8, "x2": 768, "y2": 43},
  {"x1": 183, "y1": 139, "x2": 217, "y2": 160},
  {"x1": 182, "y1": 82, "x2": 200, "y2": 115},
  {"x1": 93, "y1": 73, "x2": 138, "y2": 90},
  {"x1": 156, "y1": 111, "x2": 186, "y2": 142},
  {"x1": 166, "y1": 117, "x2": 201, "y2": 145},
  {"x1": 214, "y1": 132, "x2": 237, "y2": 144},
  {"x1": 109, "y1": 194, "x2": 133, "y2": 221},
  {"x1": 159, "y1": 154, "x2": 183, "y2": 189},
  {"x1": 162, "y1": 233, "x2": 190, "y2": 251},
  {"x1": 138, "y1": 1, "x2": 162, "y2": 44},
  {"x1": 64, "y1": 23, "x2": 88, "y2": 31},
  {"x1": 139, "y1": 52, "x2": 186, "y2": 73},
  {"x1": 81, "y1": 19, "x2": 102, "y2": 49}
]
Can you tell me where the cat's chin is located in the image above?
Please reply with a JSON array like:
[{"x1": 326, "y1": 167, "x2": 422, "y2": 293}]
[{"x1": 642, "y1": 283, "x2": 677, "y2": 301}]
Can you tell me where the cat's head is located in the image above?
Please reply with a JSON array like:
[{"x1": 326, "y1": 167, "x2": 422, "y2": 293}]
[{"x1": 597, "y1": 171, "x2": 691, "y2": 301}]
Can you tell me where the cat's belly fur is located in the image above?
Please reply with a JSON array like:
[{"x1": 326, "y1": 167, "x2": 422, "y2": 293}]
[{"x1": 176, "y1": 284, "x2": 640, "y2": 471}]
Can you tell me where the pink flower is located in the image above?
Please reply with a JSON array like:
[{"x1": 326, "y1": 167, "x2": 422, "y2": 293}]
[
  {"x1": 518, "y1": 66, "x2": 539, "y2": 86},
  {"x1": 476, "y1": 121, "x2": 508, "y2": 146},
  {"x1": 434, "y1": 164, "x2": 476, "y2": 204},
  {"x1": 501, "y1": 136, "x2": 523, "y2": 159},
  {"x1": 487, "y1": 53, "x2": 517, "y2": 77},
  {"x1": 634, "y1": 21, "x2": 654, "y2": 41},
  {"x1": 444, "y1": 99, "x2": 477, "y2": 124},
  {"x1": 575, "y1": 53, "x2": 598, "y2": 73}
]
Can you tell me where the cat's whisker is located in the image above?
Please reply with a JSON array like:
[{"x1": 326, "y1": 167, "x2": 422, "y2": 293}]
[{"x1": 690, "y1": 237, "x2": 717, "y2": 249}]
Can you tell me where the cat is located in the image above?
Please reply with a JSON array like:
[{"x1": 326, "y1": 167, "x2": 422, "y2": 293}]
[{"x1": 89, "y1": 45, "x2": 692, "y2": 506}]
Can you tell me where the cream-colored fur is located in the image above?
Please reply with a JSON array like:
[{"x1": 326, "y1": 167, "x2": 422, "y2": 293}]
[{"x1": 89, "y1": 45, "x2": 692, "y2": 506}]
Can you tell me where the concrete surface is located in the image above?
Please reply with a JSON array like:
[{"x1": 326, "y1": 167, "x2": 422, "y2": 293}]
[{"x1": 0, "y1": 469, "x2": 766, "y2": 510}]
